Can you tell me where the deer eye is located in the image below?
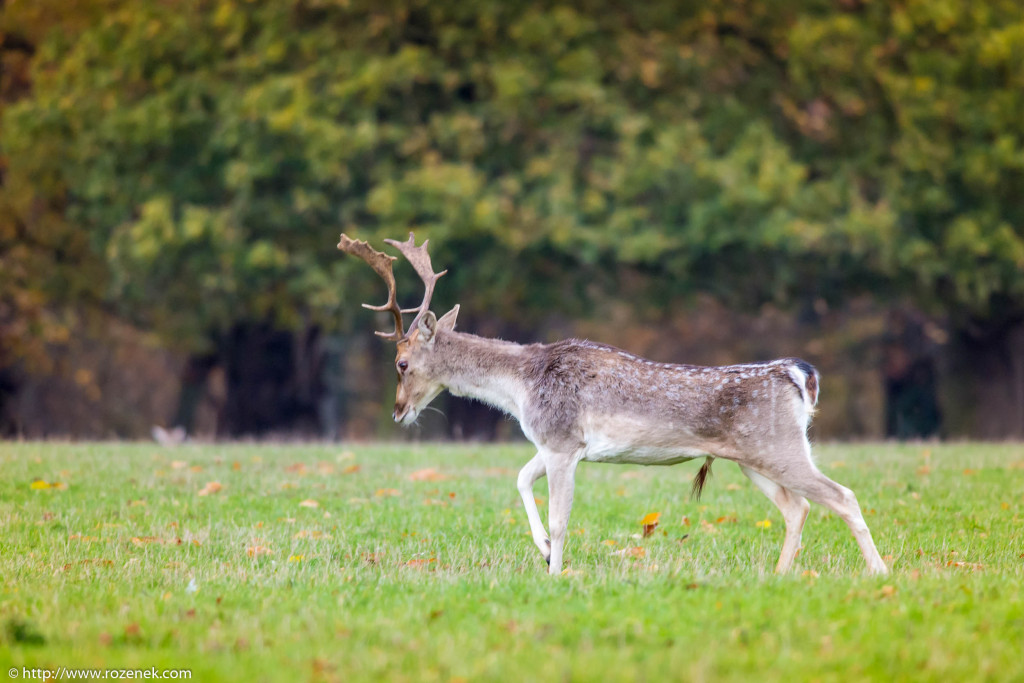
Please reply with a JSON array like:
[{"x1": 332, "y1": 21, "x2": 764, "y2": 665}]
[{"x1": 397, "y1": 360, "x2": 409, "y2": 373}]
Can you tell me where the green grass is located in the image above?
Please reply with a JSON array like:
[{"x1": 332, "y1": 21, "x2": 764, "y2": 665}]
[{"x1": 1, "y1": 441, "x2": 1022, "y2": 682}]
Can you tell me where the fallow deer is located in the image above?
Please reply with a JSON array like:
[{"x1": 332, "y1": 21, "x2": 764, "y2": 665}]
[{"x1": 338, "y1": 233, "x2": 889, "y2": 576}]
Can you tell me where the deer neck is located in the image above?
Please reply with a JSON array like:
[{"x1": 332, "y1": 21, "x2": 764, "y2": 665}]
[{"x1": 433, "y1": 331, "x2": 530, "y2": 420}]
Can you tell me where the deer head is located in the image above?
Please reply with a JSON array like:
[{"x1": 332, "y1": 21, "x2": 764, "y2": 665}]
[{"x1": 338, "y1": 233, "x2": 459, "y2": 424}]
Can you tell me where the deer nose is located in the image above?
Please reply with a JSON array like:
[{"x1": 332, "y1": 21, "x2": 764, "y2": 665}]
[{"x1": 393, "y1": 406, "x2": 406, "y2": 423}]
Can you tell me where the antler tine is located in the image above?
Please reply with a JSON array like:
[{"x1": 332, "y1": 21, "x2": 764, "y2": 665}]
[
  {"x1": 383, "y1": 232, "x2": 448, "y2": 335},
  {"x1": 337, "y1": 234, "x2": 404, "y2": 341}
]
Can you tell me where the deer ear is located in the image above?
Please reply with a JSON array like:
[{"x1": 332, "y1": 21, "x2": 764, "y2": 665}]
[
  {"x1": 436, "y1": 305, "x2": 459, "y2": 332},
  {"x1": 416, "y1": 311, "x2": 438, "y2": 344}
]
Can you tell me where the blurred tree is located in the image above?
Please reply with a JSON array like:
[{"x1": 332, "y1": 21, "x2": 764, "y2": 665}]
[{"x1": 2, "y1": 0, "x2": 1023, "y2": 435}]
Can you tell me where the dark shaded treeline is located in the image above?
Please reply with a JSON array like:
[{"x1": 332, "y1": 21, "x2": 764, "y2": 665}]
[{"x1": 1, "y1": 0, "x2": 1023, "y2": 438}]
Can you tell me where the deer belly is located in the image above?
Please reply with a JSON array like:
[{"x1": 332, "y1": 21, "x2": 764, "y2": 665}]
[{"x1": 582, "y1": 419, "x2": 708, "y2": 465}]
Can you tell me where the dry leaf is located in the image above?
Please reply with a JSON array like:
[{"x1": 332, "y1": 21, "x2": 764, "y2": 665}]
[
  {"x1": 602, "y1": 539, "x2": 617, "y2": 547},
  {"x1": 408, "y1": 468, "x2": 446, "y2": 482},
  {"x1": 246, "y1": 545, "x2": 273, "y2": 558},
  {"x1": 287, "y1": 554, "x2": 305, "y2": 563},
  {"x1": 299, "y1": 499, "x2": 319, "y2": 508},
  {"x1": 343, "y1": 464, "x2": 361, "y2": 474},
  {"x1": 755, "y1": 519, "x2": 772, "y2": 529},
  {"x1": 130, "y1": 536, "x2": 162, "y2": 546},
  {"x1": 405, "y1": 557, "x2": 437, "y2": 568},
  {"x1": 30, "y1": 480, "x2": 51, "y2": 490},
  {"x1": 612, "y1": 546, "x2": 645, "y2": 558},
  {"x1": 198, "y1": 481, "x2": 223, "y2": 496},
  {"x1": 641, "y1": 511, "x2": 661, "y2": 538},
  {"x1": 374, "y1": 488, "x2": 401, "y2": 498}
]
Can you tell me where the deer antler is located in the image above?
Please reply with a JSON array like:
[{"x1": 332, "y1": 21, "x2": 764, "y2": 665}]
[
  {"x1": 337, "y1": 234, "x2": 404, "y2": 341},
  {"x1": 384, "y1": 233, "x2": 448, "y2": 336}
]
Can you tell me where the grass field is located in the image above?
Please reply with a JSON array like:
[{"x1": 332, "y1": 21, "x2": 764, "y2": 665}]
[{"x1": 1, "y1": 441, "x2": 1022, "y2": 682}]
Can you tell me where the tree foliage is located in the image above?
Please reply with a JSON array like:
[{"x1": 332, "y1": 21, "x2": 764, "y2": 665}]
[{"x1": 3, "y1": 0, "x2": 1023, "y2": 356}]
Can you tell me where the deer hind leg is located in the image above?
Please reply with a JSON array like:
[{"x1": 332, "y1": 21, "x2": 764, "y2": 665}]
[
  {"x1": 517, "y1": 453, "x2": 551, "y2": 563},
  {"x1": 740, "y1": 466, "x2": 809, "y2": 573},
  {"x1": 757, "y1": 442, "x2": 888, "y2": 575}
]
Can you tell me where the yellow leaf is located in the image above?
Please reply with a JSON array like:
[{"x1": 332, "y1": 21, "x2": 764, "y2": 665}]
[
  {"x1": 755, "y1": 519, "x2": 772, "y2": 529},
  {"x1": 640, "y1": 512, "x2": 661, "y2": 526},
  {"x1": 602, "y1": 539, "x2": 617, "y2": 547},
  {"x1": 30, "y1": 480, "x2": 51, "y2": 490},
  {"x1": 131, "y1": 536, "x2": 161, "y2": 546},
  {"x1": 298, "y1": 499, "x2": 319, "y2": 508},
  {"x1": 374, "y1": 489, "x2": 401, "y2": 498},
  {"x1": 287, "y1": 554, "x2": 305, "y2": 563}
]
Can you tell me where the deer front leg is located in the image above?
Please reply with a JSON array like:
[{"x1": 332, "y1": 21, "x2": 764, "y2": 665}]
[
  {"x1": 544, "y1": 453, "x2": 579, "y2": 575},
  {"x1": 517, "y1": 453, "x2": 551, "y2": 563}
]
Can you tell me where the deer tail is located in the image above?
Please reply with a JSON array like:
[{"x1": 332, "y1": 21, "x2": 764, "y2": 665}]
[{"x1": 690, "y1": 456, "x2": 715, "y2": 501}]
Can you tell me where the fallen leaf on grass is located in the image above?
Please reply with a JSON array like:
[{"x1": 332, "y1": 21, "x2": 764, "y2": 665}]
[
  {"x1": 343, "y1": 464, "x2": 361, "y2": 474},
  {"x1": 30, "y1": 480, "x2": 67, "y2": 491},
  {"x1": 726, "y1": 483, "x2": 743, "y2": 491},
  {"x1": 641, "y1": 512, "x2": 661, "y2": 538},
  {"x1": 293, "y1": 530, "x2": 331, "y2": 540},
  {"x1": 246, "y1": 545, "x2": 273, "y2": 558},
  {"x1": 947, "y1": 561, "x2": 984, "y2": 571},
  {"x1": 170, "y1": 461, "x2": 187, "y2": 470},
  {"x1": 130, "y1": 536, "x2": 162, "y2": 546},
  {"x1": 611, "y1": 547, "x2": 645, "y2": 558},
  {"x1": 409, "y1": 468, "x2": 447, "y2": 482},
  {"x1": 374, "y1": 488, "x2": 401, "y2": 498},
  {"x1": 287, "y1": 555, "x2": 305, "y2": 563},
  {"x1": 405, "y1": 558, "x2": 437, "y2": 568},
  {"x1": 198, "y1": 481, "x2": 223, "y2": 496},
  {"x1": 755, "y1": 519, "x2": 773, "y2": 529},
  {"x1": 602, "y1": 539, "x2": 617, "y2": 547},
  {"x1": 299, "y1": 499, "x2": 319, "y2": 508},
  {"x1": 802, "y1": 570, "x2": 820, "y2": 578}
]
